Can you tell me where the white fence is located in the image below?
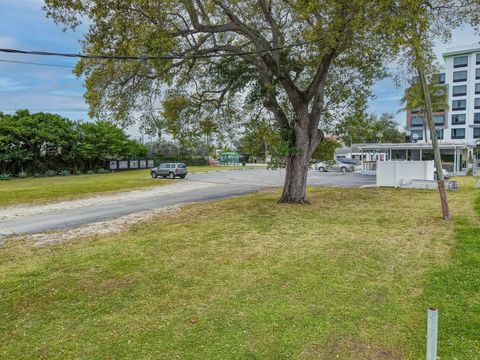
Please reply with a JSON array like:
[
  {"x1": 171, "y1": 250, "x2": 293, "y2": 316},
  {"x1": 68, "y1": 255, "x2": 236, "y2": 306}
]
[{"x1": 376, "y1": 161, "x2": 435, "y2": 188}]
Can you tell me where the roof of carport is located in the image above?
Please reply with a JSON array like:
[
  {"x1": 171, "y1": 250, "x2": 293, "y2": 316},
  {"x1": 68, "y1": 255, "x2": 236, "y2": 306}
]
[{"x1": 359, "y1": 142, "x2": 476, "y2": 151}]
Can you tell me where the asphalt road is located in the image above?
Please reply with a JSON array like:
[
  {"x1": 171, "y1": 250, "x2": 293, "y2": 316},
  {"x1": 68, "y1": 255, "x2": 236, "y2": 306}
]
[
  {"x1": 188, "y1": 168, "x2": 375, "y2": 188},
  {"x1": 0, "y1": 169, "x2": 374, "y2": 239}
]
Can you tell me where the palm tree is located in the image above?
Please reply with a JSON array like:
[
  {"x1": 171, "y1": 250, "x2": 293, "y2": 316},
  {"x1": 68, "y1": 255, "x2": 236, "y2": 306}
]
[
  {"x1": 399, "y1": 82, "x2": 448, "y2": 141},
  {"x1": 142, "y1": 115, "x2": 167, "y2": 144}
]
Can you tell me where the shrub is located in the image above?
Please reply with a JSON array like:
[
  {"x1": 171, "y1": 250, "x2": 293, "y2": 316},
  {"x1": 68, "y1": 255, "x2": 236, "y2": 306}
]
[
  {"x1": 0, "y1": 173, "x2": 11, "y2": 180},
  {"x1": 467, "y1": 168, "x2": 473, "y2": 176},
  {"x1": 17, "y1": 172, "x2": 27, "y2": 178},
  {"x1": 44, "y1": 170, "x2": 57, "y2": 177},
  {"x1": 59, "y1": 170, "x2": 71, "y2": 176},
  {"x1": 33, "y1": 172, "x2": 44, "y2": 178},
  {"x1": 96, "y1": 168, "x2": 111, "y2": 174},
  {"x1": 86, "y1": 170, "x2": 95, "y2": 175}
]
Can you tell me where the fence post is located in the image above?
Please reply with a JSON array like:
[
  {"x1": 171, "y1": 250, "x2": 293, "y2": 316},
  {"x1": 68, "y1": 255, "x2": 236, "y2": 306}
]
[{"x1": 426, "y1": 307, "x2": 438, "y2": 360}]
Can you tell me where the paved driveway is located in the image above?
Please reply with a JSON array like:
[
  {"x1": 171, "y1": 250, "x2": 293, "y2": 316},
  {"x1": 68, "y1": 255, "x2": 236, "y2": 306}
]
[
  {"x1": 188, "y1": 168, "x2": 375, "y2": 188},
  {"x1": 0, "y1": 168, "x2": 375, "y2": 238}
]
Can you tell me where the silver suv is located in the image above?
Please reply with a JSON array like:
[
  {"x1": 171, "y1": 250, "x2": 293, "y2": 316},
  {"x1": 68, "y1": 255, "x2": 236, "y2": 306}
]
[{"x1": 151, "y1": 163, "x2": 188, "y2": 179}]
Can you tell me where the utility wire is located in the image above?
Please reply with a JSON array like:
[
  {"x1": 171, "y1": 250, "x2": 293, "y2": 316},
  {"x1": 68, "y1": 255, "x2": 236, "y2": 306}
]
[
  {"x1": 0, "y1": 59, "x2": 74, "y2": 68},
  {"x1": 0, "y1": 40, "x2": 314, "y2": 61}
]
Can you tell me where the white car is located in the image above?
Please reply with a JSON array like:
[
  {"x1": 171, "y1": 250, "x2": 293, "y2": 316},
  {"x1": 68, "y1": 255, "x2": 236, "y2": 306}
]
[
  {"x1": 434, "y1": 168, "x2": 449, "y2": 180},
  {"x1": 315, "y1": 161, "x2": 354, "y2": 173}
]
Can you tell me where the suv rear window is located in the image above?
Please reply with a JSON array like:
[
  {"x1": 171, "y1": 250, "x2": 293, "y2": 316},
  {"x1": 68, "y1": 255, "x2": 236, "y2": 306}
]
[{"x1": 178, "y1": 164, "x2": 186, "y2": 168}]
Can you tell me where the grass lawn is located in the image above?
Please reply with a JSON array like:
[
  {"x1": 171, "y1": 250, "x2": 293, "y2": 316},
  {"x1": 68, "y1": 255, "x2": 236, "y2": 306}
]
[
  {"x1": 0, "y1": 166, "x2": 251, "y2": 207},
  {"x1": 0, "y1": 178, "x2": 478, "y2": 359}
]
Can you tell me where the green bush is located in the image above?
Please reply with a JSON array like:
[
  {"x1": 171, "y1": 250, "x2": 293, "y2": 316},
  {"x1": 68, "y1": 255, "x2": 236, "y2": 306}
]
[
  {"x1": 96, "y1": 168, "x2": 111, "y2": 174},
  {"x1": 44, "y1": 170, "x2": 57, "y2": 177},
  {"x1": 17, "y1": 172, "x2": 27, "y2": 178},
  {"x1": 33, "y1": 172, "x2": 44, "y2": 178},
  {"x1": 0, "y1": 173, "x2": 11, "y2": 180},
  {"x1": 59, "y1": 170, "x2": 71, "y2": 176},
  {"x1": 0, "y1": 110, "x2": 148, "y2": 175}
]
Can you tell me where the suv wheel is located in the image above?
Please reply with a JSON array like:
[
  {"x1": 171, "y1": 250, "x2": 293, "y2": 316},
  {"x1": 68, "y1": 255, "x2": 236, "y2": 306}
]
[
  {"x1": 151, "y1": 171, "x2": 158, "y2": 178},
  {"x1": 318, "y1": 166, "x2": 326, "y2": 172},
  {"x1": 340, "y1": 167, "x2": 347, "y2": 173},
  {"x1": 169, "y1": 172, "x2": 175, "y2": 179}
]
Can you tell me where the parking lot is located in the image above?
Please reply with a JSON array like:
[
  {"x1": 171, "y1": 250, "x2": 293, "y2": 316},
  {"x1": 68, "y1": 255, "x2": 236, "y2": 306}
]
[{"x1": 187, "y1": 168, "x2": 376, "y2": 188}]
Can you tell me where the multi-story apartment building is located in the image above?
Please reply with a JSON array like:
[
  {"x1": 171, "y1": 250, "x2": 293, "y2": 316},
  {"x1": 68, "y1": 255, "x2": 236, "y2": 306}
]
[{"x1": 406, "y1": 43, "x2": 480, "y2": 144}]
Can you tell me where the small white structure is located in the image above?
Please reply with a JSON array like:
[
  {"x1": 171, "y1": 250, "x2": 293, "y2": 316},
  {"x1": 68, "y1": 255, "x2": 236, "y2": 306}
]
[
  {"x1": 376, "y1": 160, "x2": 435, "y2": 188},
  {"x1": 359, "y1": 142, "x2": 476, "y2": 175}
]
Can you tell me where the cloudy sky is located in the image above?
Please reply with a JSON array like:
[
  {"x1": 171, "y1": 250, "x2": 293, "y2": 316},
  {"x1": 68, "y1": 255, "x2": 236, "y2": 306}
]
[{"x1": 0, "y1": 0, "x2": 479, "y2": 134}]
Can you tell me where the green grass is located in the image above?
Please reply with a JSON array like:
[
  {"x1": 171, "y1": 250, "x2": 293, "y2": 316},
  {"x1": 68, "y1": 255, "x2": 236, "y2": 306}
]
[
  {"x1": 417, "y1": 178, "x2": 480, "y2": 359},
  {"x1": 0, "y1": 179, "x2": 478, "y2": 359},
  {"x1": 0, "y1": 166, "x2": 251, "y2": 207}
]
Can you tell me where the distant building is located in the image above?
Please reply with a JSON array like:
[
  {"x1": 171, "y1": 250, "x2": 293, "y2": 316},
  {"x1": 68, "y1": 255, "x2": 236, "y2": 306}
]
[{"x1": 406, "y1": 43, "x2": 480, "y2": 145}]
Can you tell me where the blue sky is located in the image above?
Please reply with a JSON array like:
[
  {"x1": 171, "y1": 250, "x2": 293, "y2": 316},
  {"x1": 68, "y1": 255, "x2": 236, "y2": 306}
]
[{"x1": 0, "y1": 0, "x2": 479, "y2": 133}]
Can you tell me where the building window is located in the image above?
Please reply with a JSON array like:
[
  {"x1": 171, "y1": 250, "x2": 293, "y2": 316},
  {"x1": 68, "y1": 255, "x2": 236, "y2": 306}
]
[
  {"x1": 452, "y1": 85, "x2": 467, "y2": 96},
  {"x1": 477, "y1": 68, "x2": 480, "y2": 80},
  {"x1": 454, "y1": 55, "x2": 468, "y2": 68},
  {"x1": 476, "y1": 83, "x2": 480, "y2": 94},
  {"x1": 453, "y1": 70, "x2": 468, "y2": 82},
  {"x1": 476, "y1": 98, "x2": 480, "y2": 109},
  {"x1": 410, "y1": 115, "x2": 424, "y2": 127},
  {"x1": 436, "y1": 129, "x2": 444, "y2": 140},
  {"x1": 452, "y1": 113, "x2": 466, "y2": 125},
  {"x1": 474, "y1": 128, "x2": 480, "y2": 138},
  {"x1": 477, "y1": 53, "x2": 480, "y2": 64},
  {"x1": 434, "y1": 115, "x2": 444, "y2": 126},
  {"x1": 451, "y1": 128, "x2": 466, "y2": 139},
  {"x1": 411, "y1": 130, "x2": 423, "y2": 140},
  {"x1": 452, "y1": 99, "x2": 466, "y2": 111},
  {"x1": 438, "y1": 73, "x2": 446, "y2": 84},
  {"x1": 475, "y1": 113, "x2": 480, "y2": 124}
]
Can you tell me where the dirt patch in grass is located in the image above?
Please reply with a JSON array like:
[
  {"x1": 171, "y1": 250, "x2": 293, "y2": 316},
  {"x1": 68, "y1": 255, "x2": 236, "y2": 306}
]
[{"x1": 303, "y1": 336, "x2": 403, "y2": 360}]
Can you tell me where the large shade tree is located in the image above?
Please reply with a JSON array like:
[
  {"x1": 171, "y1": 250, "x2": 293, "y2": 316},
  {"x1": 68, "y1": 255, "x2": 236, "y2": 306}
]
[
  {"x1": 336, "y1": 112, "x2": 405, "y2": 145},
  {"x1": 44, "y1": 0, "x2": 406, "y2": 203}
]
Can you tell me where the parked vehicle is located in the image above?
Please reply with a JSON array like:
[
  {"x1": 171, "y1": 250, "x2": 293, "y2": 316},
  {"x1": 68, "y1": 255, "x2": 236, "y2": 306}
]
[
  {"x1": 151, "y1": 163, "x2": 188, "y2": 179},
  {"x1": 315, "y1": 161, "x2": 354, "y2": 173},
  {"x1": 337, "y1": 158, "x2": 360, "y2": 166}
]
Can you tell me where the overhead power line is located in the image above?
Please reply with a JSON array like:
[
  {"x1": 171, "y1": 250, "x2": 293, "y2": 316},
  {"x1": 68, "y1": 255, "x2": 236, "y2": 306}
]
[
  {"x1": 0, "y1": 40, "x2": 314, "y2": 61},
  {"x1": 0, "y1": 59, "x2": 74, "y2": 68}
]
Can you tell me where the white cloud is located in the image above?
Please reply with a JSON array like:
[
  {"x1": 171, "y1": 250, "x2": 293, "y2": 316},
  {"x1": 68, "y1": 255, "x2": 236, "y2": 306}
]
[
  {"x1": 0, "y1": 36, "x2": 17, "y2": 48},
  {"x1": 0, "y1": 77, "x2": 26, "y2": 91}
]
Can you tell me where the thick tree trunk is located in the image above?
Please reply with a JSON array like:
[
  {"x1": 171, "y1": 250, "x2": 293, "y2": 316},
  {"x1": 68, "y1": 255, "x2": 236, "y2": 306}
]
[
  {"x1": 279, "y1": 149, "x2": 310, "y2": 203},
  {"x1": 417, "y1": 67, "x2": 451, "y2": 220},
  {"x1": 278, "y1": 116, "x2": 320, "y2": 204}
]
